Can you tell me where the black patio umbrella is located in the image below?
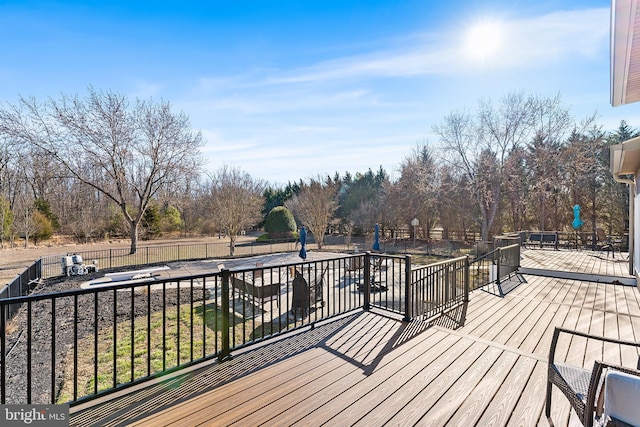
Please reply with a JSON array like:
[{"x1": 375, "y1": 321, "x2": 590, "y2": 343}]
[
  {"x1": 372, "y1": 223, "x2": 380, "y2": 252},
  {"x1": 299, "y1": 226, "x2": 307, "y2": 260}
]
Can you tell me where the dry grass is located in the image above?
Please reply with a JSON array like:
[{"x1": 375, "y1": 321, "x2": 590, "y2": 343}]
[{"x1": 55, "y1": 300, "x2": 299, "y2": 404}]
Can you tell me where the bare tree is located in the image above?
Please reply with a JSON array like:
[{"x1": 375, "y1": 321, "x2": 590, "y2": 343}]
[
  {"x1": 285, "y1": 176, "x2": 339, "y2": 250},
  {"x1": 206, "y1": 165, "x2": 265, "y2": 256},
  {"x1": 0, "y1": 88, "x2": 204, "y2": 253},
  {"x1": 434, "y1": 92, "x2": 536, "y2": 240},
  {"x1": 12, "y1": 192, "x2": 38, "y2": 248}
]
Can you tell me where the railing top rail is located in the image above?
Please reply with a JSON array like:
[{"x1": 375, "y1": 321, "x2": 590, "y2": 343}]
[
  {"x1": 412, "y1": 255, "x2": 467, "y2": 271},
  {"x1": 0, "y1": 255, "x2": 352, "y2": 305},
  {"x1": 472, "y1": 243, "x2": 520, "y2": 263},
  {"x1": 0, "y1": 271, "x2": 223, "y2": 305},
  {"x1": 472, "y1": 249, "x2": 499, "y2": 263},
  {"x1": 501, "y1": 243, "x2": 520, "y2": 251}
]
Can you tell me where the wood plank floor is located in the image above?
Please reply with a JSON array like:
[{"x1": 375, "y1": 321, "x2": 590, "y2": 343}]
[
  {"x1": 521, "y1": 248, "x2": 632, "y2": 278},
  {"x1": 70, "y1": 273, "x2": 640, "y2": 426}
]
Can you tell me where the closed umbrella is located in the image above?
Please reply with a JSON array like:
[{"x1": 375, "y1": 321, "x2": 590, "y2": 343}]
[
  {"x1": 299, "y1": 226, "x2": 307, "y2": 260},
  {"x1": 373, "y1": 223, "x2": 380, "y2": 252}
]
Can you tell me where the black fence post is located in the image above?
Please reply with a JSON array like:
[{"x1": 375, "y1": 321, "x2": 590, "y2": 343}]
[
  {"x1": 35, "y1": 259, "x2": 42, "y2": 281},
  {"x1": 464, "y1": 256, "x2": 470, "y2": 303},
  {"x1": 404, "y1": 255, "x2": 412, "y2": 322},
  {"x1": 219, "y1": 269, "x2": 232, "y2": 362},
  {"x1": 496, "y1": 247, "x2": 505, "y2": 297},
  {"x1": 363, "y1": 252, "x2": 371, "y2": 311}
]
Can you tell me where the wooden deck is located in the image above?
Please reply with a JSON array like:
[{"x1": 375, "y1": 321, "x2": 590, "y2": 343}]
[
  {"x1": 70, "y1": 252, "x2": 640, "y2": 427},
  {"x1": 521, "y1": 247, "x2": 632, "y2": 278}
]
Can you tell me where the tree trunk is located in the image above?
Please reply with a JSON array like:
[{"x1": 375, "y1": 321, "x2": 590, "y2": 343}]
[
  {"x1": 129, "y1": 220, "x2": 139, "y2": 255},
  {"x1": 229, "y1": 235, "x2": 236, "y2": 256}
]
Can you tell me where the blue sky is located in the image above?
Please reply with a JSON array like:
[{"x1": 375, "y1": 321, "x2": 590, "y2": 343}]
[{"x1": 0, "y1": 1, "x2": 635, "y2": 185}]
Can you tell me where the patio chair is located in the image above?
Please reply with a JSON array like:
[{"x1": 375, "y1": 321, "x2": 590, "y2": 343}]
[
  {"x1": 546, "y1": 327, "x2": 640, "y2": 426},
  {"x1": 595, "y1": 228, "x2": 620, "y2": 258},
  {"x1": 598, "y1": 362, "x2": 640, "y2": 426}
]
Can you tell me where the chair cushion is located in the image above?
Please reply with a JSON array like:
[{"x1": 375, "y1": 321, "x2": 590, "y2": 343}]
[{"x1": 604, "y1": 370, "x2": 640, "y2": 425}]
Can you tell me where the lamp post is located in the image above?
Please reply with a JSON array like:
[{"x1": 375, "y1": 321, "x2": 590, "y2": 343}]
[{"x1": 411, "y1": 218, "x2": 419, "y2": 248}]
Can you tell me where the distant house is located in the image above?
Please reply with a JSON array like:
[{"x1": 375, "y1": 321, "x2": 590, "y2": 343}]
[{"x1": 610, "y1": 0, "x2": 640, "y2": 279}]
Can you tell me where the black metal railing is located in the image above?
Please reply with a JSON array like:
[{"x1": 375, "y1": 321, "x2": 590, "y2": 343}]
[
  {"x1": 0, "y1": 248, "x2": 514, "y2": 406},
  {"x1": 0, "y1": 253, "x2": 415, "y2": 406},
  {"x1": 468, "y1": 244, "x2": 521, "y2": 297},
  {"x1": 409, "y1": 256, "x2": 469, "y2": 320},
  {"x1": 0, "y1": 260, "x2": 41, "y2": 324}
]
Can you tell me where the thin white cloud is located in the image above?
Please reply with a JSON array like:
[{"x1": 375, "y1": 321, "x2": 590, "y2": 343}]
[
  {"x1": 266, "y1": 7, "x2": 609, "y2": 84},
  {"x1": 494, "y1": 8, "x2": 609, "y2": 66}
]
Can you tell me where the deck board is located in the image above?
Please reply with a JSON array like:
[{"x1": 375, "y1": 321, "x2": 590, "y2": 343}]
[{"x1": 70, "y1": 251, "x2": 640, "y2": 427}]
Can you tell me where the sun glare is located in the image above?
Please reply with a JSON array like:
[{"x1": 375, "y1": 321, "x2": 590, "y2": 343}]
[{"x1": 466, "y1": 21, "x2": 503, "y2": 59}]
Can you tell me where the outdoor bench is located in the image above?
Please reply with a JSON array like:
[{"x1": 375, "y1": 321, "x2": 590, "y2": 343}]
[
  {"x1": 527, "y1": 232, "x2": 558, "y2": 250},
  {"x1": 232, "y1": 276, "x2": 281, "y2": 306}
]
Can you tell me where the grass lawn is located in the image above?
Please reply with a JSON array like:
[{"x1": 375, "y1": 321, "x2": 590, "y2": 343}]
[{"x1": 56, "y1": 300, "x2": 296, "y2": 403}]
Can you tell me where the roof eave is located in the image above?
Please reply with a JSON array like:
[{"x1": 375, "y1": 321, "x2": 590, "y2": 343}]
[{"x1": 611, "y1": 0, "x2": 638, "y2": 106}]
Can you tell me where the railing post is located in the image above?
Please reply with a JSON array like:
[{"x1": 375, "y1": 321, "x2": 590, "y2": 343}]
[
  {"x1": 219, "y1": 269, "x2": 232, "y2": 362},
  {"x1": 496, "y1": 247, "x2": 505, "y2": 297},
  {"x1": 496, "y1": 247, "x2": 501, "y2": 286},
  {"x1": 35, "y1": 258, "x2": 42, "y2": 281},
  {"x1": 404, "y1": 255, "x2": 412, "y2": 322},
  {"x1": 464, "y1": 256, "x2": 470, "y2": 303},
  {"x1": 363, "y1": 252, "x2": 371, "y2": 310}
]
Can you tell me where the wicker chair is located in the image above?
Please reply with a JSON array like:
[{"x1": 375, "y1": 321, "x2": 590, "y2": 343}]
[{"x1": 546, "y1": 327, "x2": 640, "y2": 426}]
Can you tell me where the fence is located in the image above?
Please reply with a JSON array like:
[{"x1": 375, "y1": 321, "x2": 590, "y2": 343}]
[
  {"x1": 37, "y1": 239, "x2": 303, "y2": 280},
  {"x1": 468, "y1": 244, "x2": 521, "y2": 297},
  {"x1": 409, "y1": 256, "x2": 469, "y2": 320},
  {"x1": 0, "y1": 239, "x2": 302, "y2": 324},
  {"x1": 0, "y1": 234, "x2": 482, "y2": 325},
  {"x1": 0, "y1": 247, "x2": 520, "y2": 406},
  {"x1": 0, "y1": 260, "x2": 41, "y2": 322}
]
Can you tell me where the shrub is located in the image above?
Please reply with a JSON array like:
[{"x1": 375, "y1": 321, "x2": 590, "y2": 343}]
[
  {"x1": 33, "y1": 211, "x2": 53, "y2": 244},
  {"x1": 264, "y1": 206, "x2": 297, "y2": 239}
]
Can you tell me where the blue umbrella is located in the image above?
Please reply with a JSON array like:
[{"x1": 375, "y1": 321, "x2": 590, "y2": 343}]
[
  {"x1": 372, "y1": 223, "x2": 380, "y2": 252},
  {"x1": 299, "y1": 226, "x2": 307, "y2": 260},
  {"x1": 572, "y1": 205, "x2": 584, "y2": 229}
]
